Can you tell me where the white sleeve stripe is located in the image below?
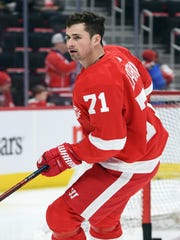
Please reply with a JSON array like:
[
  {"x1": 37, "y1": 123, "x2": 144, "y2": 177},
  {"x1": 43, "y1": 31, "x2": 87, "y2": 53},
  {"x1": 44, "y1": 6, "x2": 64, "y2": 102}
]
[
  {"x1": 146, "y1": 121, "x2": 156, "y2": 142},
  {"x1": 88, "y1": 134, "x2": 126, "y2": 151},
  {"x1": 100, "y1": 156, "x2": 160, "y2": 173},
  {"x1": 144, "y1": 83, "x2": 153, "y2": 96}
]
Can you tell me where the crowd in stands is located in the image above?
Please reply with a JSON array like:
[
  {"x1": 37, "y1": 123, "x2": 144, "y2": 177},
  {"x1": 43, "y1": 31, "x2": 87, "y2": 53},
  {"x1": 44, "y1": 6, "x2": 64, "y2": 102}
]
[
  {"x1": 0, "y1": 0, "x2": 74, "y2": 107},
  {"x1": 0, "y1": 0, "x2": 179, "y2": 107}
]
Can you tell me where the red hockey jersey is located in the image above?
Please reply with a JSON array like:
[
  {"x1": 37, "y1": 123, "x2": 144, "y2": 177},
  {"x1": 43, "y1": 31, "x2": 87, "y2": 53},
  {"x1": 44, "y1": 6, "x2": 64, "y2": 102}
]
[{"x1": 71, "y1": 49, "x2": 168, "y2": 173}]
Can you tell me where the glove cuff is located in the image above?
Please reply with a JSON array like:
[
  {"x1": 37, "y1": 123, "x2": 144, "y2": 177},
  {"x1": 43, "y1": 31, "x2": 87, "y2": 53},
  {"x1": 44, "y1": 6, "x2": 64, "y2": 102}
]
[{"x1": 57, "y1": 143, "x2": 81, "y2": 168}]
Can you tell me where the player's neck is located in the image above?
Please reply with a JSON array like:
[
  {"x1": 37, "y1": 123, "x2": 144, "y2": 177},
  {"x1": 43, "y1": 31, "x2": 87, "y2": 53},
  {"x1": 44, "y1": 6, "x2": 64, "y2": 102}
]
[{"x1": 82, "y1": 46, "x2": 105, "y2": 69}]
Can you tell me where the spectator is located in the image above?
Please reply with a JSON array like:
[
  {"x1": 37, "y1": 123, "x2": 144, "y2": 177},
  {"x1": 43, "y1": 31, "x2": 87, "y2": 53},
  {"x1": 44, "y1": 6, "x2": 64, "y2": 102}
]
[
  {"x1": 45, "y1": 32, "x2": 77, "y2": 105},
  {"x1": 142, "y1": 49, "x2": 174, "y2": 90},
  {"x1": 0, "y1": 70, "x2": 14, "y2": 107},
  {"x1": 28, "y1": 84, "x2": 54, "y2": 107}
]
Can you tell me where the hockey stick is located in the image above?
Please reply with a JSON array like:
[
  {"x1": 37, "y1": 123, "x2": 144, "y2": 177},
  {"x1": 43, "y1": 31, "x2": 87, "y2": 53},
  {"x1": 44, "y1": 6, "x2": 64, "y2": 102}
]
[{"x1": 0, "y1": 164, "x2": 49, "y2": 202}]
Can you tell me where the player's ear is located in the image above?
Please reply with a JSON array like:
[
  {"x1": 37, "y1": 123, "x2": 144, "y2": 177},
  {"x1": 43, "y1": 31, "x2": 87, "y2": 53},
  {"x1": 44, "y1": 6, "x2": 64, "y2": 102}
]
[{"x1": 92, "y1": 34, "x2": 101, "y2": 46}]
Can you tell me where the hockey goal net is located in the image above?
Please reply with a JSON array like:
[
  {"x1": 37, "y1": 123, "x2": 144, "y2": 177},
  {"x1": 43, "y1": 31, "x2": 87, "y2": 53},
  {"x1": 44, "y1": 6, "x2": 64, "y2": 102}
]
[{"x1": 121, "y1": 90, "x2": 180, "y2": 239}]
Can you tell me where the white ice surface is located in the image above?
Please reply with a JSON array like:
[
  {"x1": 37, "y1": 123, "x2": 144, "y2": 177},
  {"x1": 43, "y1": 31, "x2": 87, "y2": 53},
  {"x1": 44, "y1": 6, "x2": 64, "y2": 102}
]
[{"x1": 0, "y1": 187, "x2": 180, "y2": 240}]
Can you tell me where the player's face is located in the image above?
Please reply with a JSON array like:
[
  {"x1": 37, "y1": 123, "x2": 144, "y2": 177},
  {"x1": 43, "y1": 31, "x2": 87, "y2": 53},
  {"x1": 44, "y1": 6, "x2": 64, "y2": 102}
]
[{"x1": 66, "y1": 23, "x2": 97, "y2": 67}]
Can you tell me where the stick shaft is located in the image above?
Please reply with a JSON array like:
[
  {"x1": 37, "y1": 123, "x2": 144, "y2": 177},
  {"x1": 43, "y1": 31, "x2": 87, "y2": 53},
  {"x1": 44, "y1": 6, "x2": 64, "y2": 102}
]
[{"x1": 0, "y1": 165, "x2": 49, "y2": 202}]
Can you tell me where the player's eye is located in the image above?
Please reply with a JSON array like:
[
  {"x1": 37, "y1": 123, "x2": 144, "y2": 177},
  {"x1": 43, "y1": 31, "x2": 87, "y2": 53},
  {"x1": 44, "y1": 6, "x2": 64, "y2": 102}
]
[{"x1": 73, "y1": 35, "x2": 81, "y2": 41}]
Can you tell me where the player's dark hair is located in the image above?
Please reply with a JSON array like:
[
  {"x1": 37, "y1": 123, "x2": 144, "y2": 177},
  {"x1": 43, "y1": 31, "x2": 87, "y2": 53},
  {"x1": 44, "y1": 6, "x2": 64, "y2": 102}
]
[{"x1": 66, "y1": 11, "x2": 105, "y2": 44}]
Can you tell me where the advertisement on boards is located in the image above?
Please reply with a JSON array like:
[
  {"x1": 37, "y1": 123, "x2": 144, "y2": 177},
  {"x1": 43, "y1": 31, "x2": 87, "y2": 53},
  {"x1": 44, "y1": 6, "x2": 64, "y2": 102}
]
[{"x1": 0, "y1": 108, "x2": 82, "y2": 174}]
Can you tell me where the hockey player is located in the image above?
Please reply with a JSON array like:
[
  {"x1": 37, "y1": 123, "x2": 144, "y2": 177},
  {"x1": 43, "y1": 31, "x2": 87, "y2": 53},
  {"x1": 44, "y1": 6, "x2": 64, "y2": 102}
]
[{"x1": 37, "y1": 11, "x2": 168, "y2": 240}]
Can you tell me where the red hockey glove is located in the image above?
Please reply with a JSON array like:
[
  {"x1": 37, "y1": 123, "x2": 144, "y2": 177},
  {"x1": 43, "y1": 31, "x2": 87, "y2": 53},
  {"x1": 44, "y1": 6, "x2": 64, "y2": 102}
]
[{"x1": 37, "y1": 143, "x2": 81, "y2": 177}]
